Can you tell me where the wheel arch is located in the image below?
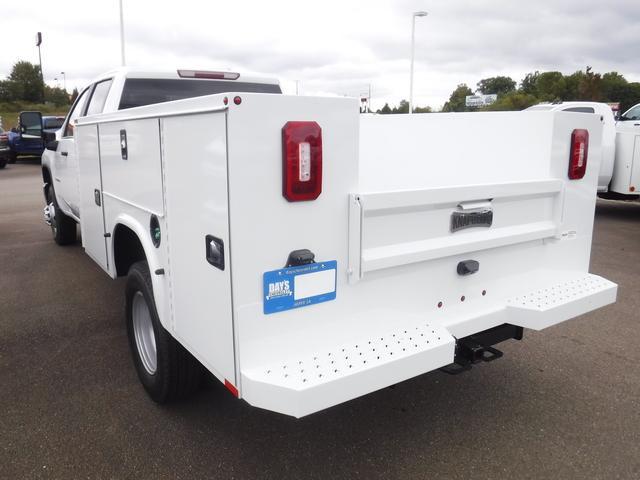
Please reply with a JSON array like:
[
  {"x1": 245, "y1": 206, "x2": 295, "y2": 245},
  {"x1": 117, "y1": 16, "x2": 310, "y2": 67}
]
[{"x1": 111, "y1": 214, "x2": 170, "y2": 330}]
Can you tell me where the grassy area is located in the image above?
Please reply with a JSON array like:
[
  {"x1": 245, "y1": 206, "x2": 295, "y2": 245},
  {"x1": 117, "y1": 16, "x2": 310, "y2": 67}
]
[{"x1": 0, "y1": 102, "x2": 69, "y2": 130}]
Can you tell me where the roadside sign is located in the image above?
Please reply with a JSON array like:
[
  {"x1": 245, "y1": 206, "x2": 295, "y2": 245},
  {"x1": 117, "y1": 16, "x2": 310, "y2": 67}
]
[{"x1": 465, "y1": 94, "x2": 497, "y2": 107}]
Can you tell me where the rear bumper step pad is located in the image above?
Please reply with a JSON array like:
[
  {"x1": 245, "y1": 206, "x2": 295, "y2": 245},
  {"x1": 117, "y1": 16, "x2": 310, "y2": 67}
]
[{"x1": 506, "y1": 274, "x2": 617, "y2": 330}]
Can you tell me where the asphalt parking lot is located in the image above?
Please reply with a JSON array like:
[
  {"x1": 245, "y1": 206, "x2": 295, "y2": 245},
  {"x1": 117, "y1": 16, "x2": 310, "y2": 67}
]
[{"x1": 1, "y1": 161, "x2": 639, "y2": 479}]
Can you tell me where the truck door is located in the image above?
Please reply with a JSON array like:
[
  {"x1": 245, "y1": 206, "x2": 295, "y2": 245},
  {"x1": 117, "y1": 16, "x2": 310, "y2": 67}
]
[
  {"x1": 76, "y1": 123, "x2": 109, "y2": 271},
  {"x1": 55, "y1": 87, "x2": 91, "y2": 217}
]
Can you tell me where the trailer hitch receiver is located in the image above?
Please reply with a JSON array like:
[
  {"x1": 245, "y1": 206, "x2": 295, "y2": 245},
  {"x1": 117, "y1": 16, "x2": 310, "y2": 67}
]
[{"x1": 440, "y1": 324, "x2": 523, "y2": 375}]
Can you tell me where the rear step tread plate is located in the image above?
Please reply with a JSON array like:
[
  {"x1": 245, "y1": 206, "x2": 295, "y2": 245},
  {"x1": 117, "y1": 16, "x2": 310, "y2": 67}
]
[
  {"x1": 507, "y1": 273, "x2": 617, "y2": 330},
  {"x1": 241, "y1": 322, "x2": 455, "y2": 418}
]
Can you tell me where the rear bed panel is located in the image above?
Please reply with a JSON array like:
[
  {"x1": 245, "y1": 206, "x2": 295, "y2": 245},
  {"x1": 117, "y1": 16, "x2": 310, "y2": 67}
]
[{"x1": 224, "y1": 99, "x2": 614, "y2": 416}]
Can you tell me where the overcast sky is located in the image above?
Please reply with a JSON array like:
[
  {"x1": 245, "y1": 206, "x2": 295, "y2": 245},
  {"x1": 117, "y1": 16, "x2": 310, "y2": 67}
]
[{"x1": 2, "y1": 0, "x2": 639, "y2": 110}]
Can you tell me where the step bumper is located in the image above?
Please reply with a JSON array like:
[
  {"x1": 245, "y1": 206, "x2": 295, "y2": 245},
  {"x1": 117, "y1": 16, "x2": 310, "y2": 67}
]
[{"x1": 240, "y1": 273, "x2": 617, "y2": 418}]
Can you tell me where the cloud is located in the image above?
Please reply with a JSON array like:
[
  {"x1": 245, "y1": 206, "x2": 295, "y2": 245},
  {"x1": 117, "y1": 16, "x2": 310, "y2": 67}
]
[{"x1": 2, "y1": 0, "x2": 639, "y2": 110}]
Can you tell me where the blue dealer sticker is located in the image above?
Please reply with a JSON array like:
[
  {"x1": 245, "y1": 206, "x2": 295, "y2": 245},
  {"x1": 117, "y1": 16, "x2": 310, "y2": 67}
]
[{"x1": 263, "y1": 261, "x2": 337, "y2": 314}]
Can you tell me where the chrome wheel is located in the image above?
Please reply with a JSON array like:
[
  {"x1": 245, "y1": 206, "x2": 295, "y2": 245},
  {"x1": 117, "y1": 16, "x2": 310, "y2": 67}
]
[{"x1": 132, "y1": 291, "x2": 157, "y2": 375}]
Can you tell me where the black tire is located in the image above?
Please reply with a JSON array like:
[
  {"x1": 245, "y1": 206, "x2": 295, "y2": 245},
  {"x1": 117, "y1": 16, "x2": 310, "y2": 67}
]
[
  {"x1": 125, "y1": 261, "x2": 203, "y2": 403},
  {"x1": 0, "y1": 157, "x2": 6, "y2": 169},
  {"x1": 46, "y1": 184, "x2": 76, "y2": 245},
  {"x1": 7, "y1": 152, "x2": 17, "y2": 164}
]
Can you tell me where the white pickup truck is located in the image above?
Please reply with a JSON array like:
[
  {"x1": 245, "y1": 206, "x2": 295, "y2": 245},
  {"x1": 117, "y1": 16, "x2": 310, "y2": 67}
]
[
  {"x1": 38, "y1": 68, "x2": 616, "y2": 418},
  {"x1": 527, "y1": 101, "x2": 640, "y2": 198}
]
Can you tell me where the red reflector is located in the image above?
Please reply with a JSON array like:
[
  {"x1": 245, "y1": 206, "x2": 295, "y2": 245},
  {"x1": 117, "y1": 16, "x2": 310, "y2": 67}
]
[
  {"x1": 282, "y1": 121, "x2": 322, "y2": 201},
  {"x1": 224, "y1": 379, "x2": 239, "y2": 397},
  {"x1": 568, "y1": 129, "x2": 589, "y2": 180},
  {"x1": 177, "y1": 69, "x2": 240, "y2": 80},
  {"x1": 233, "y1": 96, "x2": 242, "y2": 105}
]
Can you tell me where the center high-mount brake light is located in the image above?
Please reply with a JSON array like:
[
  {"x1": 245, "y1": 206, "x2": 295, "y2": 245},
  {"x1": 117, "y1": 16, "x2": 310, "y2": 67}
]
[
  {"x1": 177, "y1": 70, "x2": 240, "y2": 80},
  {"x1": 282, "y1": 121, "x2": 322, "y2": 201},
  {"x1": 568, "y1": 129, "x2": 589, "y2": 180}
]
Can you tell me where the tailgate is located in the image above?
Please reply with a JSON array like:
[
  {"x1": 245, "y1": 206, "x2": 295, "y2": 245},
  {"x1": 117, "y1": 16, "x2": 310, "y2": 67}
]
[{"x1": 348, "y1": 179, "x2": 562, "y2": 281}]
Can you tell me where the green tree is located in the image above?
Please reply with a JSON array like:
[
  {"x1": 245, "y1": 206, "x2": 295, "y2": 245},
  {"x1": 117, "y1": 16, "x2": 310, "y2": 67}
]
[
  {"x1": 393, "y1": 99, "x2": 410, "y2": 114},
  {"x1": 413, "y1": 105, "x2": 432, "y2": 113},
  {"x1": 483, "y1": 91, "x2": 538, "y2": 111},
  {"x1": 377, "y1": 103, "x2": 392, "y2": 114},
  {"x1": 520, "y1": 71, "x2": 540, "y2": 96},
  {"x1": 617, "y1": 82, "x2": 640, "y2": 113},
  {"x1": 601, "y1": 72, "x2": 627, "y2": 102},
  {"x1": 534, "y1": 71, "x2": 567, "y2": 102},
  {"x1": 44, "y1": 85, "x2": 70, "y2": 106},
  {"x1": 442, "y1": 84, "x2": 473, "y2": 112},
  {"x1": 7, "y1": 61, "x2": 44, "y2": 102},
  {"x1": 577, "y1": 66, "x2": 603, "y2": 101},
  {"x1": 477, "y1": 76, "x2": 516, "y2": 96},
  {"x1": 70, "y1": 87, "x2": 79, "y2": 104}
]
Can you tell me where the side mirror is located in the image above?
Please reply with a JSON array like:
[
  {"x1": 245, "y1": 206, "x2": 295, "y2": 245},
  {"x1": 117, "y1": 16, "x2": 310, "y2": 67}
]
[
  {"x1": 46, "y1": 140, "x2": 59, "y2": 151},
  {"x1": 43, "y1": 130, "x2": 57, "y2": 143},
  {"x1": 19, "y1": 111, "x2": 43, "y2": 139}
]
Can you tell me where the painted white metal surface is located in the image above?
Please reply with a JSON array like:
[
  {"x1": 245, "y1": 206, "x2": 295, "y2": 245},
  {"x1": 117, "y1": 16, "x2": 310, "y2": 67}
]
[
  {"x1": 99, "y1": 119, "x2": 164, "y2": 215},
  {"x1": 68, "y1": 90, "x2": 617, "y2": 418},
  {"x1": 76, "y1": 124, "x2": 108, "y2": 270},
  {"x1": 525, "y1": 102, "x2": 616, "y2": 192},
  {"x1": 507, "y1": 274, "x2": 617, "y2": 330},
  {"x1": 611, "y1": 131, "x2": 640, "y2": 194},
  {"x1": 242, "y1": 320, "x2": 454, "y2": 418},
  {"x1": 160, "y1": 112, "x2": 236, "y2": 384}
]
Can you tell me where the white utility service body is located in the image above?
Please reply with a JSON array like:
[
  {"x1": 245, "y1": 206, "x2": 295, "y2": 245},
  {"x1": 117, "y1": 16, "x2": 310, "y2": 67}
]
[{"x1": 64, "y1": 90, "x2": 616, "y2": 418}]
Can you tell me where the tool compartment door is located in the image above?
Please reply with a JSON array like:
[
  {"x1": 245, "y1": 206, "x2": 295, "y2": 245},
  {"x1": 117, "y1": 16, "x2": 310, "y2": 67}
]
[
  {"x1": 77, "y1": 124, "x2": 108, "y2": 271},
  {"x1": 161, "y1": 111, "x2": 235, "y2": 384}
]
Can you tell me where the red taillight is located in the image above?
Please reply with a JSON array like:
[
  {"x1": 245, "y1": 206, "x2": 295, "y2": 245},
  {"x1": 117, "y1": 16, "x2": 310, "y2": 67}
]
[
  {"x1": 568, "y1": 129, "x2": 589, "y2": 180},
  {"x1": 282, "y1": 121, "x2": 322, "y2": 201},
  {"x1": 177, "y1": 69, "x2": 240, "y2": 80}
]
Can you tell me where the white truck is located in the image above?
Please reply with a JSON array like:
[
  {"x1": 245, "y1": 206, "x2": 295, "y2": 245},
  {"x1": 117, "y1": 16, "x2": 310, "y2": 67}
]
[
  {"x1": 526, "y1": 101, "x2": 640, "y2": 199},
  {"x1": 37, "y1": 68, "x2": 617, "y2": 418}
]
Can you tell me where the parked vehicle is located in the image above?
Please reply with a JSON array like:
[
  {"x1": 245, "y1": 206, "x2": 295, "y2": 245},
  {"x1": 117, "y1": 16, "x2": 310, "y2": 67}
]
[
  {"x1": 6, "y1": 114, "x2": 65, "y2": 163},
  {"x1": 613, "y1": 103, "x2": 640, "y2": 197},
  {"x1": 39, "y1": 68, "x2": 616, "y2": 418},
  {"x1": 526, "y1": 101, "x2": 640, "y2": 198},
  {"x1": 0, "y1": 127, "x2": 9, "y2": 169}
]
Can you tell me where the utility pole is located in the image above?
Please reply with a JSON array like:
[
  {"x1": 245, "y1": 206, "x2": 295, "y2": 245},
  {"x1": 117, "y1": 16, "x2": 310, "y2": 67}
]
[
  {"x1": 36, "y1": 32, "x2": 45, "y2": 102},
  {"x1": 119, "y1": 0, "x2": 126, "y2": 66},
  {"x1": 409, "y1": 11, "x2": 428, "y2": 114},
  {"x1": 60, "y1": 71, "x2": 66, "y2": 92}
]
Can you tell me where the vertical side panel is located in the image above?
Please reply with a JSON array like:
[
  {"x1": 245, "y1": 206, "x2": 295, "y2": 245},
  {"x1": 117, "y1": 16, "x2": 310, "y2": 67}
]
[
  {"x1": 631, "y1": 135, "x2": 640, "y2": 192},
  {"x1": 161, "y1": 112, "x2": 235, "y2": 383},
  {"x1": 77, "y1": 124, "x2": 108, "y2": 271}
]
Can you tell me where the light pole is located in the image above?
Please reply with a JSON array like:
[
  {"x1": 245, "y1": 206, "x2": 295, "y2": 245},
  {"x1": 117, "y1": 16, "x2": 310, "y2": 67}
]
[
  {"x1": 36, "y1": 32, "x2": 45, "y2": 102},
  {"x1": 119, "y1": 0, "x2": 126, "y2": 66},
  {"x1": 409, "y1": 11, "x2": 428, "y2": 114},
  {"x1": 60, "y1": 71, "x2": 66, "y2": 92}
]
